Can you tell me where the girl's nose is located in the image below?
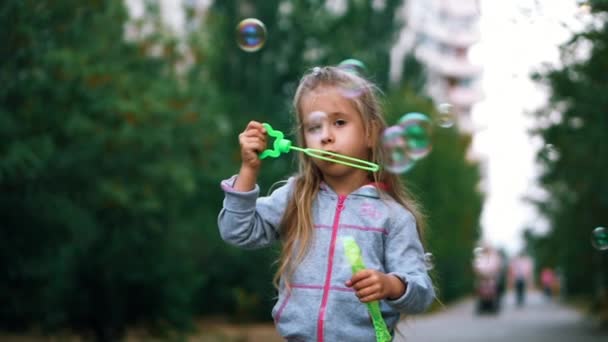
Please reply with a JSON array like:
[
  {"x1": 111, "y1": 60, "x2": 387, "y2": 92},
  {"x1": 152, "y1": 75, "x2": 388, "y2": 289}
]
[{"x1": 321, "y1": 128, "x2": 334, "y2": 144}]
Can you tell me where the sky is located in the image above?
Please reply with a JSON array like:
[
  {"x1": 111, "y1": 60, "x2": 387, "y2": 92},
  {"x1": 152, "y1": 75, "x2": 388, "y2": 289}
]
[{"x1": 470, "y1": 0, "x2": 591, "y2": 255}]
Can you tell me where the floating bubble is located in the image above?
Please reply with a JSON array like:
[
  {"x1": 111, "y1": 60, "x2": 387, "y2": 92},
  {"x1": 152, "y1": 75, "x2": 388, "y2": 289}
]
[
  {"x1": 423, "y1": 252, "x2": 434, "y2": 270},
  {"x1": 576, "y1": 0, "x2": 591, "y2": 14},
  {"x1": 307, "y1": 110, "x2": 327, "y2": 123},
  {"x1": 591, "y1": 226, "x2": 608, "y2": 251},
  {"x1": 398, "y1": 112, "x2": 432, "y2": 160},
  {"x1": 436, "y1": 103, "x2": 456, "y2": 128},
  {"x1": 473, "y1": 246, "x2": 487, "y2": 269},
  {"x1": 337, "y1": 58, "x2": 367, "y2": 76},
  {"x1": 381, "y1": 125, "x2": 415, "y2": 174},
  {"x1": 338, "y1": 79, "x2": 365, "y2": 99},
  {"x1": 236, "y1": 18, "x2": 267, "y2": 52},
  {"x1": 303, "y1": 111, "x2": 328, "y2": 137},
  {"x1": 540, "y1": 144, "x2": 559, "y2": 162}
]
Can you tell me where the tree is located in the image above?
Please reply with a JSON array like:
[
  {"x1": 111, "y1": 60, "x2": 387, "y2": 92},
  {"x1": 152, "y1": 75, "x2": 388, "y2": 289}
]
[
  {"x1": 528, "y1": 0, "x2": 608, "y2": 318},
  {"x1": 1, "y1": 1, "x2": 209, "y2": 339}
]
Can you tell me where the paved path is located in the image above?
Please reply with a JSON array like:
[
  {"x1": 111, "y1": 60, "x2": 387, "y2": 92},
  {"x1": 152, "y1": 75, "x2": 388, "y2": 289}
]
[{"x1": 395, "y1": 290, "x2": 607, "y2": 342}]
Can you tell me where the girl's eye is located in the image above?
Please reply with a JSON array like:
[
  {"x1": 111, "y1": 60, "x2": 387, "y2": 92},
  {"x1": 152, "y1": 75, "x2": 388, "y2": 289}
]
[{"x1": 335, "y1": 119, "x2": 347, "y2": 126}]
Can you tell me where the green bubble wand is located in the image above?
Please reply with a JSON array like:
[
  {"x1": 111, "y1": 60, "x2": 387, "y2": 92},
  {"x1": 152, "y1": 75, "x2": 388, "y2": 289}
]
[
  {"x1": 259, "y1": 123, "x2": 380, "y2": 172},
  {"x1": 343, "y1": 236, "x2": 392, "y2": 342}
]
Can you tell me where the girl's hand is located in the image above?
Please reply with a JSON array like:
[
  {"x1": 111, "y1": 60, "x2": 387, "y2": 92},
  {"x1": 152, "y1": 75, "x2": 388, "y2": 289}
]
[
  {"x1": 345, "y1": 269, "x2": 407, "y2": 303},
  {"x1": 238, "y1": 120, "x2": 267, "y2": 171}
]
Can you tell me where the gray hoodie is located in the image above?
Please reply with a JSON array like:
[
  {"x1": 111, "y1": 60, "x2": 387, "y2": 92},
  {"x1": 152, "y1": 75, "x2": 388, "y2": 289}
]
[{"x1": 218, "y1": 175, "x2": 435, "y2": 341}]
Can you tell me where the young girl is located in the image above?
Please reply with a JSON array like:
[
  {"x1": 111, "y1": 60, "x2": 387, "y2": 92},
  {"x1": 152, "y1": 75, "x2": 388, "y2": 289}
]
[{"x1": 218, "y1": 66, "x2": 435, "y2": 341}]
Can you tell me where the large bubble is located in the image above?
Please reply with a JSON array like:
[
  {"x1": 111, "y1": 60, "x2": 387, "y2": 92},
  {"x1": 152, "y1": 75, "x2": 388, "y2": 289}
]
[{"x1": 236, "y1": 18, "x2": 267, "y2": 52}]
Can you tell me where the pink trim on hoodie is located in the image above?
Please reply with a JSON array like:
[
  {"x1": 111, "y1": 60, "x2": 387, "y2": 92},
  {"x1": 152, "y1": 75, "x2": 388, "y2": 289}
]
[{"x1": 316, "y1": 195, "x2": 346, "y2": 342}]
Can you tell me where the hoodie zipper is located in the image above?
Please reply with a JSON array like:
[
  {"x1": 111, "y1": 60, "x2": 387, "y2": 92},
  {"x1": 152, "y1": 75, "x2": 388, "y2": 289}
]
[{"x1": 317, "y1": 195, "x2": 346, "y2": 342}]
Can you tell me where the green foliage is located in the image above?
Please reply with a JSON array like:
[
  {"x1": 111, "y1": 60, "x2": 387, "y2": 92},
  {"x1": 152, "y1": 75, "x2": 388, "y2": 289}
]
[
  {"x1": 1, "y1": 1, "x2": 207, "y2": 339},
  {"x1": 527, "y1": 1, "x2": 608, "y2": 307}
]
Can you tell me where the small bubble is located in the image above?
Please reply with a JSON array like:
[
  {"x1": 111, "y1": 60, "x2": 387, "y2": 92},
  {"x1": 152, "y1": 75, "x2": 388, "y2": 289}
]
[
  {"x1": 436, "y1": 103, "x2": 456, "y2": 128},
  {"x1": 236, "y1": 18, "x2": 267, "y2": 52},
  {"x1": 338, "y1": 79, "x2": 365, "y2": 99},
  {"x1": 337, "y1": 58, "x2": 367, "y2": 76},
  {"x1": 576, "y1": 0, "x2": 591, "y2": 14},
  {"x1": 540, "y1": 144, "x2": 559, "y2": 162},
  {"x1": 591, "y1": 226, "x2": 608, "y2": 251},
  {"x1": 424, "y1": 252, "x2": 434, "y2": 270},
  {"x1": 303, "y1": 111, "x2": 328, "y2": 137}
]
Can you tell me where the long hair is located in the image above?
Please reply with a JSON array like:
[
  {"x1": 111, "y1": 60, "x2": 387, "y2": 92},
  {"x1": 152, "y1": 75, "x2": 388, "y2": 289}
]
[{"x1": 273, "y1": 66, "x2": 426, "y2": 289}]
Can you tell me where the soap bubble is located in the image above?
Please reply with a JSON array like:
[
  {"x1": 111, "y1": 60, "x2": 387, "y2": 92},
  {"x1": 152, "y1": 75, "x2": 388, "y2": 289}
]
[
  {"x1": 381, "y1": 125, "x2": 416, "y2": 174},
  {"x1": 336, "y1": 59, "x2": 367, "y2": 98},
  {"x1": 338, "y1": 79, "x2": 365, "y2": 99},
  {"x1": 398, "y1": 112, "x2": 432, "y2": 160},
  {"x1": 591, "y1": 226, "x2": 608, "y2": 251},
  {"x1": 423, "y1": 252, "x2": 435, "y2": 270},
  {"x1": 337, "y1": 58, "x2": 367, "y2": 76},
  {"x1": 473, "y1": 246, "x2": 484, "y2": 258},
  {"x1": 303, "y1": 111, "x2": 328, "y2": 137},
  {"x1": 540, "y1": 144, "x2": 559, "y2": 162},
  {"x1": 436, "y1": 103, "x2": 456, "y2": 128},
  {"x1": 236, "y1": 18, "x2": 267, "y2": 52}
]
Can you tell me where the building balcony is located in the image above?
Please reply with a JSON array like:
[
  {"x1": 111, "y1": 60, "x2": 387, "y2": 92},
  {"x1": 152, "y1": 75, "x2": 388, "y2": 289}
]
[
  {"x1": 424, "y1": 23, "x2": 481, "y2": 47},
  {"x1": 441, "y1": 0, "x2": 480, "y2": 18},
  {"x1": 447, "y1": 85, "x2": 484, "y2": 108},
  {"x1": 415, "y1": 45, "x2": 483, "y2": 78}
]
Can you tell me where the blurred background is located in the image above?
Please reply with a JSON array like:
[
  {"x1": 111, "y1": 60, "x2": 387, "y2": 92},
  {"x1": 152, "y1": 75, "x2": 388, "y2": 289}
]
[{"x1": 1, "y1": 0, "x2": 607, "y2": 341}]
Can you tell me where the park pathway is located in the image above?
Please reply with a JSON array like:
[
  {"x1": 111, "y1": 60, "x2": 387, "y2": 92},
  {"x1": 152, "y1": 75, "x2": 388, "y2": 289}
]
[{"x1": 395, "y1": 290, "x2": 607, "y2": 342}]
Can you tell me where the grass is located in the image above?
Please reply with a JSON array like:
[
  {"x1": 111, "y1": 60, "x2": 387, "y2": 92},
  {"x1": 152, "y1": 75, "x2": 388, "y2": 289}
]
[{"x1": 0, "y1": 319, "x2": 282, "y2": 342}]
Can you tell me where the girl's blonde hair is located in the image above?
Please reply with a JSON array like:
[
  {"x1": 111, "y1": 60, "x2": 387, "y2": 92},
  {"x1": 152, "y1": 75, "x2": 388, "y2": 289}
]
[{"x1": 273, "y1": 66, "x2": 426, "y2": 289}]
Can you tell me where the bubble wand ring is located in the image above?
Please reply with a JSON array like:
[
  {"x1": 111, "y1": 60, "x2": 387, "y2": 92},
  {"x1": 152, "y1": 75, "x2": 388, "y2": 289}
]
[
  {"x1": 343, "y1": 236, "x2": 392, "y2": 342},
  {"x1": 259, "y1": 123, "x2": 380, "y2": 172}
]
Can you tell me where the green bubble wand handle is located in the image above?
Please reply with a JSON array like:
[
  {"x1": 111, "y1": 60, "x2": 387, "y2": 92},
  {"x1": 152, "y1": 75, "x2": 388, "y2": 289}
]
[
  {"x1": 343, "y1": 236, "x2": 392, "y2": 342},
  {"x1": 259, "y1": 123, "x2": 379, "y2": 172}
]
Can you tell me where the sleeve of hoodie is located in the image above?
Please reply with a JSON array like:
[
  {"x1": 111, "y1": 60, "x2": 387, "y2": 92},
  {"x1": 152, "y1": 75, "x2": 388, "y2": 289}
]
[
  {"x1": 217, "y1": 175, "x2": 295, "y2": 249},
  {"x1": 384, "y1": 205, "x2": 435, "y2": 314}
]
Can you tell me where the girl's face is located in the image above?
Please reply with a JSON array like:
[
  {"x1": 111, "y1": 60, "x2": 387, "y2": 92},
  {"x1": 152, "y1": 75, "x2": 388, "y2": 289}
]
[{"x1": 300, "y1": 85, "x2": 371, "y2": 178}]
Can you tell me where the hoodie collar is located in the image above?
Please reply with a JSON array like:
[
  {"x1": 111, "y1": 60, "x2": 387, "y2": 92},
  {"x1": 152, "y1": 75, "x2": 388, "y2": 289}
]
[{"x1": 319, "y1": 181, "x2": 387, "y2": 198}]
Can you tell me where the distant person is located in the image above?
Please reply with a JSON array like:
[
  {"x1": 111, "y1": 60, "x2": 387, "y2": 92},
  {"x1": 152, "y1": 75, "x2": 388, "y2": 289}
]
[
  {"x1": 540, "y1": 267, "x2": 557, "y2": 298},
  {"x1": 473, "y1": 243, "x2": 504, "y2": 313},
  {"x1": 496, "y1": 248, "x2": 509, "y2": 302},
  {"x1": 510, "y1": 252, "x2": 533, "y2": 307},
  {"x1": 217, "y1": 66, "x2": 435, "y2": 340},
  {"x1": 473, "y1": 244, "x2": 502, "y2": 278}
]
